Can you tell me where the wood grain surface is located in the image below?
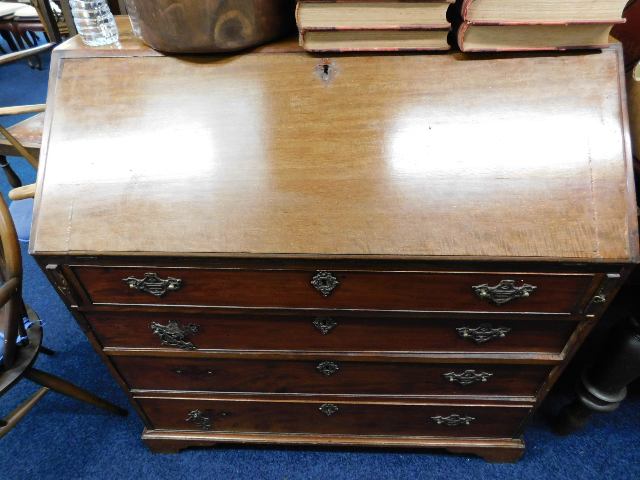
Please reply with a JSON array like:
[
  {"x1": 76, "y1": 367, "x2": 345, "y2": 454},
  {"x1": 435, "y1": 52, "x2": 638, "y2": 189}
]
[
  {"x1": 72, "y1": 265, "x2": 596, "y2": 312},
  {"x1": 86, "y1": 310, "x2": 577, "y2": 354},
  {"x1": 136, "y1": 395, "x2": 531, "y2": 437},
  {"x1": 31, "y1": 36, "x2": 638, "y2": 261},
  {"x1": 113, "y1": 355, "x2": 551, "y2": 397}
]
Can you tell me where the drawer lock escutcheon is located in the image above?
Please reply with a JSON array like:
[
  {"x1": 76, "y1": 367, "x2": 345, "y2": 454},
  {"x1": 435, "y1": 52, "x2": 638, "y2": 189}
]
[
  {"x1": 317, "y1": 361, "x2": 340, "y2": 376},
  {"x1": 431, "y1": 414, "x2": 476, "y2": 427},
  {"x1": 150, "y1": 320, "x2": 199, "y2": 350},
  {"x1": 311, "y1": 271, "x2": 340, "y2": 297},
  {"x1": 456, "y1": 324, "x2": 511, "y2": 344},
  {"x1": 472, "y1": 280, "x2": 537, "y2": 305},
  {"x1": 443, "y1": 369, "x2": 493, "y2": 386},
  {"x1": 123, "y1": 272, "x2": 182, "y2": 297},
  {"x1": 313, "y1": 317, "x2": 338, "y2": 334},
  {"x1": 185, "y1": 409, "x2": 229, "y2": 431},
  {"x1": 319, "y1": 403, "x2": 339, "y2": 416}
]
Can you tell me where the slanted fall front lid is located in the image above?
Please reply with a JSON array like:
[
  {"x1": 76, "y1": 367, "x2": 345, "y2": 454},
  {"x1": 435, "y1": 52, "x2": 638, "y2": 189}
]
[{"x1": 31, "y1": 39, "x2": 638, "y2": 261}]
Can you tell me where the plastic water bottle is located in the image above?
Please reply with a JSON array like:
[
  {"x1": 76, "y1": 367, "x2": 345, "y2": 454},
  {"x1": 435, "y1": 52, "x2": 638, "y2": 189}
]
[{"x1": 69, "y1": 0, "x2": 119, "y2": 47}]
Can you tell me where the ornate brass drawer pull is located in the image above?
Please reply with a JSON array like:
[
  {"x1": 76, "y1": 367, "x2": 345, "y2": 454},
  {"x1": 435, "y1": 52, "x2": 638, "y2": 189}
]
[
  {"x1": 472, "y1": 279, "x2": 537, "y2": 305},
  {"x1": 456, "y1": 324, "x2": 511, "y2": 344},
  {"x1": 150, "y1": 320, "x2": 199, "y2": 350},
  {"x1": 313, "y1": 317, "x2": 338, "y2": 334},
  {"x1": 185, "y1": 409, "x2": 229, "y2": 431},
  {"x1": 311, "y1": 271, "x2": 340, "y2": 297},
  {"x1": 319, "y1": 403, "x2": 339, "y2": 416},
  {"x1": 122, "y1": 272, "x2": 182, "y2": 297},
  {"x1": 443, "y1": 369, "x2": 493, "y2": 386},
  {"x1": 317, "y1": 361, "x2": 340, "y2": 376},
  {"x1": 431, "y1": 414, "x2": 476, "y2": 426}
]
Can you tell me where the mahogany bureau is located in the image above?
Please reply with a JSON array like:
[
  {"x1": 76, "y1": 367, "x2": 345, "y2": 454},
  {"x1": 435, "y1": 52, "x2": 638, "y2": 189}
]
[{"x1": 30, "y1": 24, "x2": 639, "y2": 462}]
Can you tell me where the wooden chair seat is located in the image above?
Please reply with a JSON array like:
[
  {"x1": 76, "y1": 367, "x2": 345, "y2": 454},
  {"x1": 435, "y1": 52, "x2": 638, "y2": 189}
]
[{"x1": 0, "y1": 112, "x2": 43, "y2": 158}]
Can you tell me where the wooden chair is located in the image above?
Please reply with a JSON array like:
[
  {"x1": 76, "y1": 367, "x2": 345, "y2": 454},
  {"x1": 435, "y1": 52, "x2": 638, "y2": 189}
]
[
  {"x1": 0, "y1": 38, "x2": 127, "y2": 436},
  {"x1": 0, "y1": 2, "x2": 26, "y2": 53},
  {"x1": 0, "y1": 191, "x2": 127, "y2": 437},
  {"x1": 0, "y1": 42, "x2": 52, "y2": 208}
]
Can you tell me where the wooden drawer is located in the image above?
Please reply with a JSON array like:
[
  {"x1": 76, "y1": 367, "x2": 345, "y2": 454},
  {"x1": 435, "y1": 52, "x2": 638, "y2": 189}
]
[
  {"x1": 71, "y1": 266, "x2": 596, "y2": 313},
  {"x1": 114, "y1": 355, "x2": 550, "y2": 397},
  {"x1": 87, "y1": 311, "x2": 577, "y2": 354},
  {"x1": 137, "y1": 396, "x2": 531, "y2": 438}
]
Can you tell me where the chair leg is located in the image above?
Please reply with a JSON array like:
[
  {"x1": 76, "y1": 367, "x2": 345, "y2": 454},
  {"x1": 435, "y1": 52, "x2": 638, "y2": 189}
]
[
  {"x1": 0, "y1": 387, "x2": 49, "y2": 439},
  {"x1": 25, "y1": 368, "x2": 128, "y2": 417},
  {"x1": 39, "y1": 345, "x2": 56, "y2": 356},
  {"x1": 31, "y1": 54, "x2": 42, "y2": 70},
  {"x1": 0, "y1": 155, "x2": 23, "y2": 188}
]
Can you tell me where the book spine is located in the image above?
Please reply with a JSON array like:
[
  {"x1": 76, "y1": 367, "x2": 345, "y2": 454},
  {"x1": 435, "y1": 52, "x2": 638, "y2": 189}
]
[{"x1": 456, "y1": 19, "x2": 468, "y2": 50}]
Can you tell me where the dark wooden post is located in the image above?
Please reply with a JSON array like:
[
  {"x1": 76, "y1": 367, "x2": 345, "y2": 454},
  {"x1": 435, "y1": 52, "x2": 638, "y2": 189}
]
[{"x1": 554, "y1": 315, "x2": 640, "y2": 434}]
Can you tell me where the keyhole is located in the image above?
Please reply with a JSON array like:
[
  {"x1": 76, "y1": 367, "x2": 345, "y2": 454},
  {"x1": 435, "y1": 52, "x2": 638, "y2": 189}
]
[{"x1": 316, "y1": 60, "x2": 334, "y2": 82}]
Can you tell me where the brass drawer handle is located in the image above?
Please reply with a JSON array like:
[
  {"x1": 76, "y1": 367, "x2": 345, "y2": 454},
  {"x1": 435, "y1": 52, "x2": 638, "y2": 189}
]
[
  {"x1": 150, "y1": 320, "x2": 199, "y2": 350},
  {"x1": 319, "y1": 403, "x2": 339, "y2": 416},
  {"x1": 472, "y1": 279, "x2": 537, "y2": 305},
  {"x1": 431, "y1": 414, "x2": 476, "y2": 426},
  {"x1": 443, "y1": 369, "x2": 493, "y2": 386},
  {"x1": 123, "y1": 272, "x2": 182, "y2": 297},
  {"x1": 313, "y1": 317, "x2": 338, "y2": 334},
  {"x1": 185, "y1": 409, "x2": 229, "y2": 431},
  {"x1": 317, "y1": 361, "x2": 340, "y2": 376},
  {"x1": 456, "y1": 324, "x2": 511, "y2": 344},
  {"x1": 311, "y1": 271, "x2": 340, "y2": 297}
]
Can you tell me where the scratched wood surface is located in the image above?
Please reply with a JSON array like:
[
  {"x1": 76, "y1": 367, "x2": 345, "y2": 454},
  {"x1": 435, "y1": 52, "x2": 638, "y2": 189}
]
[{"x1": 30, "y1": 26, "x2": 638, "y2": 261}]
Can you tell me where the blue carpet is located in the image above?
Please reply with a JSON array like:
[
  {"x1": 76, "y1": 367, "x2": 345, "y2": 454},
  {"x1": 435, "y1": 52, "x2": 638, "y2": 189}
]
[{"x1": 1, "y1": 37, "x2": 639, "y2": 480}]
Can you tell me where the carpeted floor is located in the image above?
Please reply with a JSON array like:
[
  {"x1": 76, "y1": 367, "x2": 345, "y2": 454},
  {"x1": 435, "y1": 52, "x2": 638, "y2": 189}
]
[{"x1": 1, "y1": 39, "x2": 639, "y2": 480}]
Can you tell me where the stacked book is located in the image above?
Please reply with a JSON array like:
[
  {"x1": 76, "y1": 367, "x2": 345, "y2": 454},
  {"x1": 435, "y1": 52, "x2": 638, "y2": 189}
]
[
  {"x1": 457, "y1": 0, "x2": 629, "y2": 52},
  {"x1": 296, "y1": 1, "x2": 455, "y2": 52}
]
